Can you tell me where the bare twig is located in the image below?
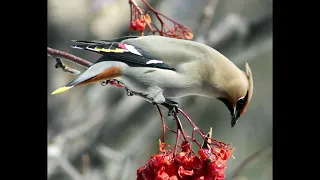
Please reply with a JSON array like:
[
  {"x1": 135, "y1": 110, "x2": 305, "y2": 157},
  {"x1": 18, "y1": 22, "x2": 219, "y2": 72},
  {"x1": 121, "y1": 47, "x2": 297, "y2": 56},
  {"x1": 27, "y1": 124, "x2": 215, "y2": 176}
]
[
  {"x1": 54, "y1": 57, "x2": 81, "y2": 75},
  {"x1": 128, "y1": 0, "x2": 193, "y2": 39},
  {"x1": 155, "y1": 104, "x2": 166, "y2": 143},
  {"x1": 129, "y1": 0, "x2": 143, "y2": 14},
  {"x1": 228, "y1": 143, "x2": 272, "y2": 180},
  {"x1": 47, "y1": 47, "x2": 92, "y2": 68},
  {"x1": 56, "y1": 156, "x2": 83, "y2": 180},
  {"x1": 196, "y1": 13, "x2": 249, "y2": 47},
  {"x1": 48, "y1": 103, "x2": 109, "y2": 178},
  {"x1": 194, "y1": 0, "x2": 220, "y2": 37},
  {"x1": 96, "y1": 144, "x2": 126, "y2": 163}
]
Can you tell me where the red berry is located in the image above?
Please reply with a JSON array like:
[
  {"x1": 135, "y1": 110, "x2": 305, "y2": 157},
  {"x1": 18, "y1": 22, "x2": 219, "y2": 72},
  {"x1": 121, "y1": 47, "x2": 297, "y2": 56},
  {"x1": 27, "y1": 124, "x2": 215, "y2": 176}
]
[
  {"x1": 135, "y1": 20, "x2": 146, "y2": 31},
  {"x1": 166, "y1": 161, "x2": 178, "y2": 177},
  {"x1": 169, "y1": 176, "x2": 178, "y2": 180},
  {"x1": 137, "y1": 165, "x2": 155, "y2": 180},
  {"x1": 178, "y1": 166, "x2": 194, "y2": 178},
  {"x1": 130, "y1": 18, "x2": 146, "y2": 31},
  {"x1": 192, "y1": 175, "x2": 204, "y2": 180},
  {"x1": 130, "y1": 20, "x2": 138, "y2": 31},
  {"x1": 137, "y1": 164, "x2": 147, "y2": 174},
  {"x1": 198, "y1": 148, "x2": 214, "y2": 161},
  {"x1": 180, "y1": 141, "x2": 191, "y2": 153},
  {"x1": 191, "y1": 156, "x2": 203, "y2": 170},
  {"x1": 214, "y1": 172, "x2": 225, "y2": 180},
  {"x1": 176, "y1": 152, "x2": 189, "y2": 164},
  {"x1": 156, "y1": 167, "x2": 170, "y2": 180},
  {"x1": 156, "y1": 153, "x2": 173, "y2": 167}
]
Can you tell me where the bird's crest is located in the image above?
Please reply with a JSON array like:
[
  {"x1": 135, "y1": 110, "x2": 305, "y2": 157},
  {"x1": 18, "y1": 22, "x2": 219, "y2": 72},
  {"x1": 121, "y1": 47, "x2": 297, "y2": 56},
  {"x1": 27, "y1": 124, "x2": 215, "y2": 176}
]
[{"x1": 245, "y1": 62, "x2": 253, "y2": 109}]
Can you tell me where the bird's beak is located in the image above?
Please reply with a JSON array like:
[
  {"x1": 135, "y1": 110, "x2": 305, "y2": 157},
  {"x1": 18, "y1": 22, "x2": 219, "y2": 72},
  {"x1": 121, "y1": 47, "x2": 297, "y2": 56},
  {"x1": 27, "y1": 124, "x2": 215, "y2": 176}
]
[{"x1": 231, "y1": 108, "x2": 240, "y2": 128}]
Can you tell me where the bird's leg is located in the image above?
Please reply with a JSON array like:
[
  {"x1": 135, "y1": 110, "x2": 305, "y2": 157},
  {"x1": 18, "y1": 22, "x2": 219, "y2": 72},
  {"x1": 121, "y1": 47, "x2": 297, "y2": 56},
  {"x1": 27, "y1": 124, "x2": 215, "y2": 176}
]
[
  {"x1": 159, "y1": 99, "x2": 179, "y2": 116},
  {"x1": 101, "y1": 79, "x2": 126, "y2": 89},
  {"x1": 125, "y1": 88, "x2": 134, "y2": 96}
]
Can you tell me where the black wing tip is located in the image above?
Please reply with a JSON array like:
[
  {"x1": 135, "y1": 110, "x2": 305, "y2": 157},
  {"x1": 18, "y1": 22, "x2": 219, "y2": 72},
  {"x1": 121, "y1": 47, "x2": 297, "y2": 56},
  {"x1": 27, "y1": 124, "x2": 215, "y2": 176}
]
[{"x1": 71, "y1": 40, "x2": 102, "y2": 45}]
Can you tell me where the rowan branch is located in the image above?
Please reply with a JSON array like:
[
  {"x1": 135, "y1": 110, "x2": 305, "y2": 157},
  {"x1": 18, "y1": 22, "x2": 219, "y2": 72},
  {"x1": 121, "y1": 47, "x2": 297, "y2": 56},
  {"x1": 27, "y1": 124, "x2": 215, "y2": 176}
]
[
  {"x1": 128, "y1": 0, "x2": 193, "y2": 39},
  {"x1": 54, "y1": 57, "x2": 81, "y2": 75},
  {"x1": 47, "y1": 47, "x2": 92, "y2": 67}
]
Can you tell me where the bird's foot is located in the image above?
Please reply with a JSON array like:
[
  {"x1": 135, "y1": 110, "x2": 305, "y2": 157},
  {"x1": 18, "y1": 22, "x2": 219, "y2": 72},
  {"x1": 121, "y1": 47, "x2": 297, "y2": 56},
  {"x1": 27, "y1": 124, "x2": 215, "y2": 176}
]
[
  {"x1": 125, "y1": 88, "x2": 134, "y2": 96},
  {"x1": 100, "y1": 80, "x2": 110, "y2": 86},
  {"x1": 101, "y1": 79, "x2": 125, "y2": 88},
  {"x1": 167, "y1": 104, "x2": 179, "y2": 116},
  {"x1": 157, "y1": 100, "x2": 179, "y2": 116}
]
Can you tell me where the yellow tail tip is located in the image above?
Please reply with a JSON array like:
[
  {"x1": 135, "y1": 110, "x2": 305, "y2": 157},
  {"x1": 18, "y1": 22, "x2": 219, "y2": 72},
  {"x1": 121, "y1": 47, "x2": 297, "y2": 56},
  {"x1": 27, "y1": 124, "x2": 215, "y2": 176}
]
[{"x1": 51, "y1": 86, "x2": 73, "y2": 95}]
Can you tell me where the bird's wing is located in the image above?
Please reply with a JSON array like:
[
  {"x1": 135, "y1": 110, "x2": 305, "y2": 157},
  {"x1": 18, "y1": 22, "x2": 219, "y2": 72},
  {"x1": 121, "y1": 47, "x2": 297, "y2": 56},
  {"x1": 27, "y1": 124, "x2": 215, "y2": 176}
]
[
  {"x1": 122, "y1": 36, "x2": 211, "y2": 68},
  {"x1": 71, "y1": 36, "x2": 176, "y2": 71}
]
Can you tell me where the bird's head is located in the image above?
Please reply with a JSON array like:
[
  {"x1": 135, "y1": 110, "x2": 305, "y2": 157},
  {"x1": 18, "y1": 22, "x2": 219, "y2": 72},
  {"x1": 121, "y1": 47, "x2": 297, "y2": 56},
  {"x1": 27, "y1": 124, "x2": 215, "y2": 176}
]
[{"x1": 217, "y1": 62, "x2": 253, "y2": 128}]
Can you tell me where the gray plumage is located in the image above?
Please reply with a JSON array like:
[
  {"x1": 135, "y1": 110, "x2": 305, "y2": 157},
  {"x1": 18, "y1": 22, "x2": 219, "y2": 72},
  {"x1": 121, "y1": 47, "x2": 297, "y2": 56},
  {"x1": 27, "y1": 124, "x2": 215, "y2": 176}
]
[{"x1": 52, "y1": 35, "x2": 253, "y2": 127}]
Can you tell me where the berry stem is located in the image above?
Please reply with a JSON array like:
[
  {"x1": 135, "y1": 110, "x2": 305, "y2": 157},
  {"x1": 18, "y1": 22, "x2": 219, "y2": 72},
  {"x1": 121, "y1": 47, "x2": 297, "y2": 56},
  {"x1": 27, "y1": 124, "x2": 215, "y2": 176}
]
[
  {"x1": 173, "y1": 128, "x2": 181, "y2": 156},
  {"x1": 173, "y1": 112, "x2": 188, "y2": 141},
  {"x1": 154, "y1": 104, "x2": 166, "y2": 143},
  {"x1": 177, "y1": 108, "x2": 206, "y2": 139}
]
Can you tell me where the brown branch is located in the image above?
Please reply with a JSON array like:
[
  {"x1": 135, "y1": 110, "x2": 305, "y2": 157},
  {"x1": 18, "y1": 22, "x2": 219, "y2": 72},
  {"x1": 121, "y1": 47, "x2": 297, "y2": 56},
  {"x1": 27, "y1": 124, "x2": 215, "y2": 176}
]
[
  {"x1": 54, "y1": 57, "x2": 81, "y2": 75},
  {"x1": 129, "y1": 0, "x2": 143, "y2": 14},
  {"x1": 47, "y1": 47, "x2": 93, "y2": 76},
  {"x1": 47, "y1": 47, "x2": 92, "y2": 68}
]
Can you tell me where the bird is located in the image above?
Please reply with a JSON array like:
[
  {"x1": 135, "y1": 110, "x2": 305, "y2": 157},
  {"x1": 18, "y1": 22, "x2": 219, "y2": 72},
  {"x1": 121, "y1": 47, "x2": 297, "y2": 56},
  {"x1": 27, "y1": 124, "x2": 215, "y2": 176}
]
[{"x1": 51, "y1": 35, "x2": 253, "y2": 128}]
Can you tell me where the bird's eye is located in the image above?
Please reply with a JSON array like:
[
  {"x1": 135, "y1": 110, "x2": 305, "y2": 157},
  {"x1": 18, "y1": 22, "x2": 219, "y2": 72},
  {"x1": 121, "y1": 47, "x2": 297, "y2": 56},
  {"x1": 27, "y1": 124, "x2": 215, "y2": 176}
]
[{"x1": 237, "y1": 98, "x2": 245, "y2": 106}]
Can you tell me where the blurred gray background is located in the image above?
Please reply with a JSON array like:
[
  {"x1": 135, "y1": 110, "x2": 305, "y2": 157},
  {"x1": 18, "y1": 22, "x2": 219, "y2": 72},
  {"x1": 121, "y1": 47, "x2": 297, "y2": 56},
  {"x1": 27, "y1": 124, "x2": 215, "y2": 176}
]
[{"x1": 47, "y1": 0, "x2": 272, "y2": 179}]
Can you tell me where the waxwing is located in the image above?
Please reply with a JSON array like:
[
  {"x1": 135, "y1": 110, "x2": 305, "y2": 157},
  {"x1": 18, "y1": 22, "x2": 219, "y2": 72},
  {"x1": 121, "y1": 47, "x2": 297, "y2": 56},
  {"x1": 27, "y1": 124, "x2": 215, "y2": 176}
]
[{"x1": 52, "y1": 35, "x2": 253, "y2": 127}]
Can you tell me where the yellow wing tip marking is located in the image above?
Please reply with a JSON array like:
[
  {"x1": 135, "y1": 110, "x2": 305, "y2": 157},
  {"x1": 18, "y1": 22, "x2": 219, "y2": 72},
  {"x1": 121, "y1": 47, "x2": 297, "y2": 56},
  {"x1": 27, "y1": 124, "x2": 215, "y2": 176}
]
[
  {"x1": 95, "y1": 47, "x2": 125, "y2": 53},
  {"x1": 51, "y1": 86, "x2": 73, "y2": 95}
]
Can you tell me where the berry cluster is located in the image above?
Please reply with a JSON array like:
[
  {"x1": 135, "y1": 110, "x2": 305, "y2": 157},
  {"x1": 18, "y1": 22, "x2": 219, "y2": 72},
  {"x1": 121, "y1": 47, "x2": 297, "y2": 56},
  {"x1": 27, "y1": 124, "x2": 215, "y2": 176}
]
[
  {"x1": 137, "y1": 141, "x2": 234, "y2": 180},
  {"x1": 129, "y1": 0, "x2": 193, "y2": 39}
]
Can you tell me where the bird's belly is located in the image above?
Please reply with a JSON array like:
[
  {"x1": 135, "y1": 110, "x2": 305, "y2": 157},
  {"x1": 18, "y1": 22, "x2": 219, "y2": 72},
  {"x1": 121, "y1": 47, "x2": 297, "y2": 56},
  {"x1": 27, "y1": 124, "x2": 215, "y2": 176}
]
[
  {"x1": 117, "y1": 77, "x2": 200, "y2": 99},
  {"x1": 117, "y1": 76, "x2": 151, "y2": 95},
  {"x1": 119, "y1": 67, "x2": 202, "y2": 99}
]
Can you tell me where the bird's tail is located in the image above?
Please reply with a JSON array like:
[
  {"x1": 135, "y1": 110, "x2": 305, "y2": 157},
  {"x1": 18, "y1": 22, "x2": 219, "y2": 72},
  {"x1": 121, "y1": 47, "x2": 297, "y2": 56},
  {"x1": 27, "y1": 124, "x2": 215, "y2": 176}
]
[
  {"x1": 51, "y1": 61, "x2": 123, "y2": 95},
  {"x1": 51, "y1": 75, "x2": 93, "y2": 95}
]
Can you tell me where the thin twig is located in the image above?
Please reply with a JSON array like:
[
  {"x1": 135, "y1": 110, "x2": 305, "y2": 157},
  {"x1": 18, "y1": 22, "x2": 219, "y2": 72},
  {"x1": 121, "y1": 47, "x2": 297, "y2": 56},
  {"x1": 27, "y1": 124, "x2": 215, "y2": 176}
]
[
  {"x1": 47, "y1": 47, "x2": 92, "y2": 68},
  {"x1": 56, "y1": 156, "x2": 83, "y2": 180},
  {"x1": 54, "y1": 57, "x2": 81, "y2": 75},
  {"x1": 228, "y1": 143, "x2": 272, "y2": 180},
  {"x1": 173, "y1": 112, "x2": 188, "y2": 141},
  {"x1": 194, "y1": 0, "x2": 220, "y2": 37},
  {"x1": 177, "y1": 108, "x2": 206, "y2": 138},
  {"x1": 128, "y1": 0, "x2": 193, "y2": 39},
  {"x1": 154, "y1": 104, "x2": 166, "y2": 143},
  {"x1": 129, "y1": 0, "x2": 144, "y2": 14},
  {"x1": 96, "y1": 144, "x2": 126, "y2": 163}
]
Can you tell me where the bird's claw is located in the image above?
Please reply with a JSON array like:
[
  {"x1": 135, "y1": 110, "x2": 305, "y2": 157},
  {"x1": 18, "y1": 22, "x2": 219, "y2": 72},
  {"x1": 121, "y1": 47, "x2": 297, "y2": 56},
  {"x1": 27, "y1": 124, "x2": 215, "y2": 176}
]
[
  {"x1": 153, "y1": 100, "x2": 179, "y2": 116},
  {"x1": 168, "y1": 106, "x2": 178, "y2": 116},
  {"x1": 126, "y1": 88, "x2": 134, "y2": 96},
  {"x1": 101, "y1": 80, "x2": 110, "y2": 86},
  {"x1": 167, "y1": 104, "x2": 179, "y2": 116},
  {"x1": 163, "y1": 100, "x2": 180, "y2": 116}
]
